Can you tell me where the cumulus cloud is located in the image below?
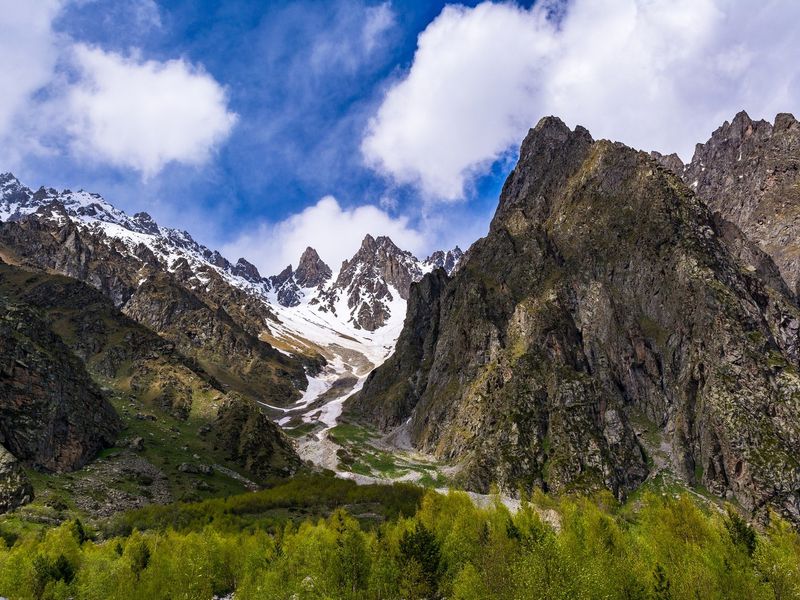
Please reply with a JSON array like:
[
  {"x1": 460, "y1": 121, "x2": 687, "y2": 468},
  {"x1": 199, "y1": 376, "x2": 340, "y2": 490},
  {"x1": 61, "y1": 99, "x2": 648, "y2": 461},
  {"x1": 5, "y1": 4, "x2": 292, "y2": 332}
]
[
  {"x1": 66, "y1": 45, "x2": 237, "y2": 176},
  {"x1": 222, "y1": 196, "x2": 426, "y2": 276},
  {"x1": 362, "y1": 2, "x2": 554, "y2": 199},
  {"x1": 0, "y1": 3, "x2": 235, "y2": 177},
  {"x1": 0, "y1": 0, "x2": 63, "y2": 138},
  {"x1": 363, "y1": 0, "x2": 800, "y2": 200}
]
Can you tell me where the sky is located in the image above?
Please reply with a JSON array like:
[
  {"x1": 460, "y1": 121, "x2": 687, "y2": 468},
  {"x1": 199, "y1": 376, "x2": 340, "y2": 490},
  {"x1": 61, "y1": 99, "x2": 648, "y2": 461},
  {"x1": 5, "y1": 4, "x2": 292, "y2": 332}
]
[{"x1": 1, "y1": 0, "x2": 799, "y2": 275}]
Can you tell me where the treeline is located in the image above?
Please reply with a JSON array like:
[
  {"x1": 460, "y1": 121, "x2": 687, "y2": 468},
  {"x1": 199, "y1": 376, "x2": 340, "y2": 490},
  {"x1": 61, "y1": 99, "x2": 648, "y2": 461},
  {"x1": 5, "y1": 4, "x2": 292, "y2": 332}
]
[{"x1": 1, "y1": 487, "x2": 799, "y2": 599}]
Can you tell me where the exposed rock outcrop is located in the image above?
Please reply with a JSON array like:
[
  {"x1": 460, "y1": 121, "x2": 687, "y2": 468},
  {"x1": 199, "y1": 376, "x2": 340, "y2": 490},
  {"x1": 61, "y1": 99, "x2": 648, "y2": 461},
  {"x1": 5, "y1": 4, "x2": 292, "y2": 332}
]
[
  {"x1": 294, "y1": 247, "x2": 332, "y2": 288},
  {"x1": 212, "y1": 393, "x2": 302, "y2": 480},
  {"x1": 0, "y1": 296, "x2": 120, "y2": 473},
  {"x1": 349, "y1": 116, "x2": 800, "y2": 524},
  {"x1": 0, "y1": 443, "x2": 33, "y2": 512},
  {"x1": 674, "y1": 112, "x2": 800, "y2": 296}
]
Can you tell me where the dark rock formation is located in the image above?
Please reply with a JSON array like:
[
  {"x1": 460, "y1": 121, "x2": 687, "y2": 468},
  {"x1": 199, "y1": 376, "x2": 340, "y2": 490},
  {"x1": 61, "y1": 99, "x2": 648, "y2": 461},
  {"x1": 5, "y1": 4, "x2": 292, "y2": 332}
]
[
  {"x1": 649, "y1": 151, "x2": 684, "y2": 175},
  {"x1": 270, "y1": 264, "x2": 303, "y2": 307},
  {"x1": 684, "y1": 111, "x2": 800, "y2": 295},
  {"x1": 0, "y1": 444, "x2": 33, "y2": 512},
  {"x1": 349, "y1": 116, "x2": 800, "y2": 524},
  {"x1": 232, "y1": 257, "x2": 262, "y2": 282},
  {"x1": 294, "y1": 247, "x2": 332, "y2": 288},
  {"x1": 212, "y1": 393, "x2": 301, "y2": 480},
  {"x1": 0, "y1": 297, "x2": 120, "y2": 473}
]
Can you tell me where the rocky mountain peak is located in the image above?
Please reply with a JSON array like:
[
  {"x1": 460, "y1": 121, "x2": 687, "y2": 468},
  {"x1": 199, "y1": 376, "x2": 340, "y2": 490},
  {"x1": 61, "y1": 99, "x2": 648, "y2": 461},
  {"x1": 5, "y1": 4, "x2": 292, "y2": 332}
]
[
  {"x1": 294, "y1": 247, "x2": 331, "y2": 288},
  {"x1": 424, "y1": 246, "x2": 464, "y2": 274},
  {"x1": 494, "y1": 116, "x2": 593, "y2": 227},
  {"x1": 682, "y1": 110, "x2": 800, "y2": 294},
  {"x1": 270, "y1": 264, "x2": 302, "y2": 307},
  {"x1": 133, "y1": 211, "x2": 160, "y2": 235},
  {"x1": 0, "y1": 172, "x2": 20, "y2": 188},
  {"x1": 233, "y1": 257, "x2": 262, "y2": 282},
  {"x1": 649, "y1": 151, "x2": 684, "y2": 174},
  {"x1": 775, "y1": 111, "x2": 799, "y2": 132},
  {"x1": 335, "y1": 235, "x2": 421, "y2": 302},
  {"x1": 349, "y1": 115, "x2": 800, "y2": 524},
  {"x1": 351, "y1": 234, "x2": 406, "y2": 262},
  {"x1": 359, "y1": 233, "x2": 377, "y2": 251}
]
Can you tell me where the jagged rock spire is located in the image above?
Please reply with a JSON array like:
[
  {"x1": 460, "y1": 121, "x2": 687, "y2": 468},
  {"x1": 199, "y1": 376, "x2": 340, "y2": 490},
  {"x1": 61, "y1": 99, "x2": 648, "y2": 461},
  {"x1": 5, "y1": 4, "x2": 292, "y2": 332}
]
[{"x1": 295, "y1": 247, "x2": 331, "y2": 288}]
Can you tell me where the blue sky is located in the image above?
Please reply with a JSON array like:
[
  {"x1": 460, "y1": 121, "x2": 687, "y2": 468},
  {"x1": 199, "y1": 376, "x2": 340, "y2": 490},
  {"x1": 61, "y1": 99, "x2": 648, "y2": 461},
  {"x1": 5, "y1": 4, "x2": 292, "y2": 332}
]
[{"x1": 2, "y1": 0, "x2": 799, "y2": 274}]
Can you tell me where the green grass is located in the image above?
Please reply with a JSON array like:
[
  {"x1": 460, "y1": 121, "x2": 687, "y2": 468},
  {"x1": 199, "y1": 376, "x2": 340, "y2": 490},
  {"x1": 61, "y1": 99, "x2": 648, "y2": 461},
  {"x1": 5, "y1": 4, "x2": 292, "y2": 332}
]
[
  {"x1": 328, "y1": 422, "x2": 377, "y2": 445},
  {"x1": 283, "y1": 422, "x2": 318, "y2": 439}
]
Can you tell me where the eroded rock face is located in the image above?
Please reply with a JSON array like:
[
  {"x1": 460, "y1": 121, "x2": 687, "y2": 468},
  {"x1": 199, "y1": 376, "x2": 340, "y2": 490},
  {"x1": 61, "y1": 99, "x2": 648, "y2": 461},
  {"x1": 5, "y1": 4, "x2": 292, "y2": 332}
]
[
  {"x1": 317, "y1": 235, "x2": 425, "y2": 330},
  {"x1": 683, "y1": 111, "x2": 800, "y2": 296},
  {"x1": 0, "y1": 444, "x2": 33, "y2": 512},
  {"x1": 294, "y1": 247, "x2": 332, "y2": 288},
  {"x1": 0, "y1": 298, "x2": 120, "y2": 473},
  {"x1": 424, "y1": 247, "x2": 464, "y2": 274},
  {"x1": 350, "y1": 116, "x2": 800, "y2": 523},
  {"x1": 212, "y1": 393, "x2": 301, "y2": 480},
  {"x1": 0, "y1": 183, "x2": 316, "y2": 407}
]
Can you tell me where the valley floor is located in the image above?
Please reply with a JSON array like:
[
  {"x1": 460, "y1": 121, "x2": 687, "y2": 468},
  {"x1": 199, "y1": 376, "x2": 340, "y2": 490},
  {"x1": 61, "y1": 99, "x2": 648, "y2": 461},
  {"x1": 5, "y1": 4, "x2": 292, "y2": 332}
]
[{"x1": 263, "y1": 297, "x2": 456, "y2": 488}]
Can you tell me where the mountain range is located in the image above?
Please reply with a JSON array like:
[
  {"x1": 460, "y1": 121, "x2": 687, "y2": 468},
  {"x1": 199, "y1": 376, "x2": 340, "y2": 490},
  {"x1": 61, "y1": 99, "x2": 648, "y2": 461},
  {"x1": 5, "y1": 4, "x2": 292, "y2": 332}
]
[
  {"x1": 0, "y1": 171, "x2": 461, "y2": 512},
  {"x1": 0, "y1": 110, "x2": 799, "y2": 527}
]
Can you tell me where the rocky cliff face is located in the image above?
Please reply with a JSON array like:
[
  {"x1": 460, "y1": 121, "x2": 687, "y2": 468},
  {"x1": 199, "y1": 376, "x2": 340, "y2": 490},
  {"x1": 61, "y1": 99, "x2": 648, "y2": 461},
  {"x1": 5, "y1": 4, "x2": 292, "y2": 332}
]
[
  {"x1": 349, "y1": 116, "x2": 800, "y2": 523},
  {"x1": 0, "y1": 181, "x2": 314, "y2": 407},
  {"x1": 0, "y1": 260, "x2": 304, "y2": 494},
  {"x1": 0, "y1": 294, "x2": 120, "y2": 473},
  {"x1": 0, "y1": 444, "x2": 33, "y2": 512},
  {"x1": 654, "y1": 112, "x2": 800, "y2": 296},
  {"x1": 212, "y1": 393, "x2": 302, "y2": 480}
]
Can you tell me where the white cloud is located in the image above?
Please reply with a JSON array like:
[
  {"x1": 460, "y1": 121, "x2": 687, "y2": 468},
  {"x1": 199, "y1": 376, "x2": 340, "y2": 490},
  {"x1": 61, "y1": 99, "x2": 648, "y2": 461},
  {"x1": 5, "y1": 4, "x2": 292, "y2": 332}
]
[
  {"x1": 362, "y1": 2, "x2": 555, "y2": 200},
  {"x1": 362, "y1": 2, "x2": 395, "y2": 54},
  {"x1": 222, "y1": 196, "x2": 426, "y2": 276},
  {"x1": 308, "y1": 1, "x2": 396, "y2": 74},
  {"x1": 0, "y1": 1, "x2": 63, "y2": 138},
  {"x1": 130, "y1": 0, "x2": 162, "y2": 29},
  {"x1": 66, "y1": 45, "x2": 237, "y2": 176},
  {"x1": 363, "y1": 0, "x2": 800, "y2": 200},
  {"x1": 0, "y1": 3, "x2": 235, "y2": 177}
]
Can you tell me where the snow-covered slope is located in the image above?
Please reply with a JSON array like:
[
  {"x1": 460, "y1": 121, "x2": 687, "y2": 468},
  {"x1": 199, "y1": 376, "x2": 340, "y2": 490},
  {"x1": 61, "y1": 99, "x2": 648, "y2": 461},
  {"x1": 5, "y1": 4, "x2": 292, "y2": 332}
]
[{"x1": 0, "y1": 172, "x2": 463, "y2": 443}]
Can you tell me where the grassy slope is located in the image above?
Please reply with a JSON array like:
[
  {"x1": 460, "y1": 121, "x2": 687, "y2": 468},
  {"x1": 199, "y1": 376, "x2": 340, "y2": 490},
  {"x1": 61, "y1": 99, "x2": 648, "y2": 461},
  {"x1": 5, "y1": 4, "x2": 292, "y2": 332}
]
[{"x1": 0, "y1": 263, "x2": 300, "y2": 524}]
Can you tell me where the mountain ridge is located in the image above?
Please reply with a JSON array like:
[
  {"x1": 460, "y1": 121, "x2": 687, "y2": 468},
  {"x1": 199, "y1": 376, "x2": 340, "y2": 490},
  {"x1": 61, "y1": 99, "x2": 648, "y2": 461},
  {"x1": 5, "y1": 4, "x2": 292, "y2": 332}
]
[{"x1": 348, "y1": 115, "x2": 800, "y2": 524}]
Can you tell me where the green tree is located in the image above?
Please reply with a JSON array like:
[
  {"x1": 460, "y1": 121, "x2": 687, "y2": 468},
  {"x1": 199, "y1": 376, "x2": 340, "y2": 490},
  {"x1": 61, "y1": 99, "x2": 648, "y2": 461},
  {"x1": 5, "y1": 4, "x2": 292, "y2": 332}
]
[
  {"x1": 724, "y1": 507, "x2": 757, "y2": 556},
  {"x1": 400, "y1": 522, "x2": 441, "y2": 597},
  {"x1": 125, "y1": 534, "x2": 151, "y2": 580},
  {"x1": 652, "y1": 564, "x2": 671, "y2": 600}
]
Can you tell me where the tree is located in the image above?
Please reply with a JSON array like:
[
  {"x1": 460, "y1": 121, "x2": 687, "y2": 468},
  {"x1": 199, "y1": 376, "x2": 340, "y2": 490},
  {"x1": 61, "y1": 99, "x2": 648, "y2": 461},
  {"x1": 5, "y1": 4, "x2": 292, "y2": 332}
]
[
  {"x1": 724, "y1": 507, "x2": 757, "y2": 556},
  {"x1": 400, "y1": 522, "x2": 442, "y2": 597},
  {"x1": 125, "y1": 534, "x2": 151, "y2": 580},
  {"x1": 652, "y1": 564, "x2": 671, "y2": 600}
]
